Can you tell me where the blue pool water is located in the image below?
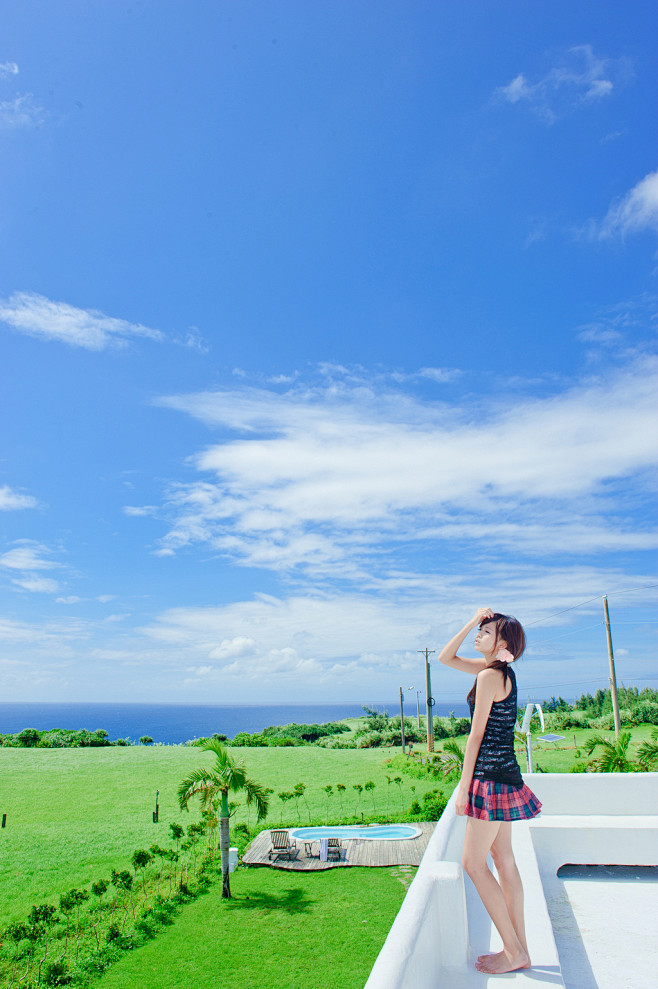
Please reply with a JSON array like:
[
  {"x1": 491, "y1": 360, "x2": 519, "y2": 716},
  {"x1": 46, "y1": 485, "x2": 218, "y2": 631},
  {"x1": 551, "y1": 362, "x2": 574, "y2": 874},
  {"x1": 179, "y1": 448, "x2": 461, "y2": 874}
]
[{"x1": 290, "y1": 825, "x2": 421, "y2": 841}]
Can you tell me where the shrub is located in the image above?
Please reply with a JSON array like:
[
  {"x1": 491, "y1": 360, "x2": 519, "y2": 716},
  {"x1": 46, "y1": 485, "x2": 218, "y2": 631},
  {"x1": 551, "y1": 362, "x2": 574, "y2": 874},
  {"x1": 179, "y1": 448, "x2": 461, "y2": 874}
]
[
  {"x1": 432, "y1": 718, "x2": 450, "y2": 740},
  {"x1": 356, "y1": 731, "x2": 385, "y2": 748},
  {"x1": 42, "y1": 960, "x2": 72, "y2": 986},
  {"x1": 590, "y1": 708, "x2": 635, "y2": 730},
  {"x1": 17, "y1": 728, "x2": 41, "y2": 747},
  {"x1": 420, "y1": 789, "x2": 447, "y2": 820},
  {"x1": 635, "y1": 701, "x2": 658, "y2": 726}
]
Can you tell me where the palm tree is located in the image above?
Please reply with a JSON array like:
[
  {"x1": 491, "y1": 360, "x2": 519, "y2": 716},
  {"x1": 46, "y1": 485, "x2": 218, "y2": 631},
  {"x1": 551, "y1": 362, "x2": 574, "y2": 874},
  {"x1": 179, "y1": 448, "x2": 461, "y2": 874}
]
[
  {"x1": 585, "y1": 731, "x2": 635, "y2": 772},
  {"x1": 178, "y1": 739, "x2": 269, "y2": 898},
  {"x1": 440, "y1": 739, "x2": 464, "y2": 780},
  {"x1": 637, "y1": 728, "x2": 658, "y2": 770}
]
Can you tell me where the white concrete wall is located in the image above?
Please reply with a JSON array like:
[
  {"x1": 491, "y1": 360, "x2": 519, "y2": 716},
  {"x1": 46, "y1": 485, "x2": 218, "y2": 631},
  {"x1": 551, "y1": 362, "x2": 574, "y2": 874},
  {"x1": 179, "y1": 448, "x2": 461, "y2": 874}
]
[{"x1": 364, "y1": 773, "x2": 658, "y2": 989}]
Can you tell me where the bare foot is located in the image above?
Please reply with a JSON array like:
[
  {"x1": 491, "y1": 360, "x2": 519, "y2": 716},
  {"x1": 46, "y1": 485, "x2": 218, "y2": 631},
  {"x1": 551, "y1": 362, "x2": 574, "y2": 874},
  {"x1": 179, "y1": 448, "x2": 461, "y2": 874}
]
[
  {"x1": 477, "y1": 951, "x2": 500, "y2": 964},
  {"x1": 475, "y1": 949, "x2": 530, "y2": 974}
]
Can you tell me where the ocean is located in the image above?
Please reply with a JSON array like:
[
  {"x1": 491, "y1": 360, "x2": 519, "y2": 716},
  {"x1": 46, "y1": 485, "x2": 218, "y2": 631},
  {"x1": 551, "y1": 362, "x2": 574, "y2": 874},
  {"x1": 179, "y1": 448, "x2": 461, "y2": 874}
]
[{"x1": 0, "y1": 701, "x2": 469, "y2": 745}]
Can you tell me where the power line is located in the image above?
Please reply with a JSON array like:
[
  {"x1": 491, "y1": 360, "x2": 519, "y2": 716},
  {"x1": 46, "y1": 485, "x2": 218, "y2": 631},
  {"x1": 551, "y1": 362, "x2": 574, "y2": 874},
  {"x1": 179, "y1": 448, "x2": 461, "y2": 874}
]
[{"x1": 524, "y1": 581, "x2": 658, "y2": 630}]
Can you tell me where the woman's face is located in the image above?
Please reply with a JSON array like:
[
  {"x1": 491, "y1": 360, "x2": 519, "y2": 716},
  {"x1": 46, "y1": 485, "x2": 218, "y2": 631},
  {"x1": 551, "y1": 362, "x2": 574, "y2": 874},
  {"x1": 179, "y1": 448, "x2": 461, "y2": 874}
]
[{"x1": 474, "y1": 620, "x2": 499, "y2": 655}]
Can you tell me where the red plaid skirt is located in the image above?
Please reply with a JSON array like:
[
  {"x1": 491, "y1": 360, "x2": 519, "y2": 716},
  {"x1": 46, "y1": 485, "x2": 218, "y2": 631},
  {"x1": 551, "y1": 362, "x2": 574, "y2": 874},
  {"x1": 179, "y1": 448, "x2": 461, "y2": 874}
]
[{"x1": 466, "y1": 778, "x2": 542, "y2": 822}]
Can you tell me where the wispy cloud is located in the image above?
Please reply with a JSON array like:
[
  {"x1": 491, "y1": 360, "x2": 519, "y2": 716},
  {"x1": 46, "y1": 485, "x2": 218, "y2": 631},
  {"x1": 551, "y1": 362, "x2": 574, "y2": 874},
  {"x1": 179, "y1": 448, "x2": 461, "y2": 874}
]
[
  {"x1": 495, "y1": 45, "x2": 626, "y2": 123},
  {"x1": 0, "y1": 292, "x2": 164, "y2": 350},
  {"x1": 151, "y1": 359, "x2": 658, "y2": 580},
  {"x1": 0, "y1": 542, "x2": 62, "y2": 594},
  {"x1": 0, "y1": 93, "x2": 45, "y2": 128},
  {"x1": 12, "y1": 576, "x2": 60, "y2": 594},
  {"x1": 575, "y1": 294, "x2": 657, "y2": 351},
  {"x1": 0, "y1": 485, "x2": 37, "y2": 510},
  {"x1": 0, "y1": 62, "x2": 19, "y2": 77},
  {"x1": 0, "y1": 543, "x2": 60, "y2": 571},
  {"x1": 598, "y1": 169, "x2": 658, "y2": 239}
]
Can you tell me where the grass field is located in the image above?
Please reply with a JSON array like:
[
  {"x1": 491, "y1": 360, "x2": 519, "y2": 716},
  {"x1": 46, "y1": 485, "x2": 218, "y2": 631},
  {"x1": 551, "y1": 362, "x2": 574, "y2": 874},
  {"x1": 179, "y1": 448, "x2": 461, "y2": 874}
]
[
  {"x1": 1, "y1": 724, "x2": 653, "y2": 988},
  {"x1": 0, "y1": 742, "x2": 443, "y2": 929},
  {"x1": 412, "y1": 724, "x2": 655, "y2": 775},
  {"x1": 92, "y1": 866, "x2": 409, "y2": 989}
]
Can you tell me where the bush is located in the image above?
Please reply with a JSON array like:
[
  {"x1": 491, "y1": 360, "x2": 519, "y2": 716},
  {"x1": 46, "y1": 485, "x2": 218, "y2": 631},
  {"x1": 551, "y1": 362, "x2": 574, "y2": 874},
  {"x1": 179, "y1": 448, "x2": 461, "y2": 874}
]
[
  {"x1": 420, "y1": 789, "x2": 448, "y2": 820},
  {"x1": 356, "y1": 731, "x2": 386, "y2": 748},
  {"x1": 589, "y1": 708, "x2": 635, "y2": 730},
  {"x1": 432, "y1": 718, "x2": 450, "y2": 740},
  {"x1": 635, "y1": 701, "x2": 658, "y2": 726},
  {"x1": 17, "y1": 728, "x2": 41, "y2": 747},
  {"x1": 42, "y1": 960, "x2": 72, "y2": 986}
]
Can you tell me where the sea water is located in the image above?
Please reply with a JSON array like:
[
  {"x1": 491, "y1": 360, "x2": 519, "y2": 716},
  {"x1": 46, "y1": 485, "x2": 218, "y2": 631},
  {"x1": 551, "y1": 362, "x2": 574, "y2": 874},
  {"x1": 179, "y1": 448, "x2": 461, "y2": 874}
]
[{"x1": 0, "y1": 701, "x2": 468, "y2": 744}]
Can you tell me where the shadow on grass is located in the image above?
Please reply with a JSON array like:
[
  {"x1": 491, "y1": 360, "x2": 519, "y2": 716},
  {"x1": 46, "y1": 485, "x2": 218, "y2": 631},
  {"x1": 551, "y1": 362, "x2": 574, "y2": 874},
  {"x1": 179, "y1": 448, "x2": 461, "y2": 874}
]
[{"x1": 224, "y1": 887, "x2": 313, "y2": 915}]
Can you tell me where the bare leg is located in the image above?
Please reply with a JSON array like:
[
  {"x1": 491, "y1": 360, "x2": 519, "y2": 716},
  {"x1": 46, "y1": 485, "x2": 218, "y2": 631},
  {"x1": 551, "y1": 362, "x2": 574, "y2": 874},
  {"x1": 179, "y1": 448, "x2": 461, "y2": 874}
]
[
  {"x1": 461, "y1": 817, "x2": 530, "y2": 974},
  {"x1": 477, "y1": 822, "x2": 530, "y2": 966}
]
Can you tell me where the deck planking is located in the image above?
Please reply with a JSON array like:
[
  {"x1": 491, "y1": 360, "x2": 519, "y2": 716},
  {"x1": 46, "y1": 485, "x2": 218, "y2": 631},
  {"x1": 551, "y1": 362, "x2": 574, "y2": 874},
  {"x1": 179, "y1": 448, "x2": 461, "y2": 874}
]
[{"x1": 241, "y1": 822, "x2": 435, "y2": 871}]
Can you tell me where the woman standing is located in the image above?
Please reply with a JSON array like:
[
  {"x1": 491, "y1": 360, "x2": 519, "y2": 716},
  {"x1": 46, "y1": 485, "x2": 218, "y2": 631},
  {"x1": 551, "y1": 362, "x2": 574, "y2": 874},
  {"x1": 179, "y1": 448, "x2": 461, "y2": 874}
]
[{"x1": 438, "y1": 607, "x2": 542, "y2": 975}]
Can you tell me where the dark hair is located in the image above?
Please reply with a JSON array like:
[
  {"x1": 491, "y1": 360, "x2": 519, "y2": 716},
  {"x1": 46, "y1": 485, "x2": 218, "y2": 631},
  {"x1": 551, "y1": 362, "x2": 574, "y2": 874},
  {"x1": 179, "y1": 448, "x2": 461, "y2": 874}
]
[{"x1": 466, "y1": 613, "x2": 526, "y2": 707}]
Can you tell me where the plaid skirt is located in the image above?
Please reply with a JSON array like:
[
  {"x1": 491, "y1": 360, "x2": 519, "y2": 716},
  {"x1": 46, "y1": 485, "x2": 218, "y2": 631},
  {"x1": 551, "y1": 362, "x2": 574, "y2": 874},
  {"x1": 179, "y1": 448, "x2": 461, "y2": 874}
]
[{"x1": 466, "y1": 778, "x2": 542, "y2": 822}]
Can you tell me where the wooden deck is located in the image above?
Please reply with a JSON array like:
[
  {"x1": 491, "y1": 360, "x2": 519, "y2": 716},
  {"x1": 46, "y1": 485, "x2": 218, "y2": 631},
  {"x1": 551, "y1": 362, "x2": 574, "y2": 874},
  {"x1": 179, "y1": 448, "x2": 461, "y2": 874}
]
[{"x1": 241, "y1": 823, "x2": 435, "y2": 871}]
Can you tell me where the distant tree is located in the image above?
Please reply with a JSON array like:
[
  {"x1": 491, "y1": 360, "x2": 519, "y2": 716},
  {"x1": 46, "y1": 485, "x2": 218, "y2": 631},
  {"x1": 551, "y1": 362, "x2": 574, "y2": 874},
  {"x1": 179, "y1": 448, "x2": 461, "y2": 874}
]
[
  {"x1": 364, "y1": 780, "x2": 376, "y2": 812},
  {"x1": 277, "y1": 791, "x2": 294, "y2": 824},
  {"x1": 322, "y1": 785, "x2": 334, "y2": 823},
  {"x1": 139, "y1": 736, "x2": 153, "y2": 745},
  {"x1": 352, "y1": 783, "x2": 363, "y2": 816},
  {"x1": 336, "y1": 783, "x2": 346, "y2": 816}
]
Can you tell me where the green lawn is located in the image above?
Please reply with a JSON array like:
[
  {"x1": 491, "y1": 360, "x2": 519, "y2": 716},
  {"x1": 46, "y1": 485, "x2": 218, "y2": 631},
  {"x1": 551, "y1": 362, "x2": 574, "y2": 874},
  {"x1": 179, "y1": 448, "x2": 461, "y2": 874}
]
[
  {"x1": 423, "y1": 724, "x2": 655, "y2": 775},
  {"x1": 0, "y1": 743, "x2": 439, "y2": 928},
  {"x1": 93, "y1": 866, "x2": 409, "y2": 989}
]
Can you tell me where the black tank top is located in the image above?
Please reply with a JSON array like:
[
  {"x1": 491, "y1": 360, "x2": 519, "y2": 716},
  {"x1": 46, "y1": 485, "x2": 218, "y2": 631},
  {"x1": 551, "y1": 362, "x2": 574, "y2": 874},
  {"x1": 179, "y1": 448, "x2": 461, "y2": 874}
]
[{"x1": 468, "y1": 666, "x2": 523, "y2": 787}]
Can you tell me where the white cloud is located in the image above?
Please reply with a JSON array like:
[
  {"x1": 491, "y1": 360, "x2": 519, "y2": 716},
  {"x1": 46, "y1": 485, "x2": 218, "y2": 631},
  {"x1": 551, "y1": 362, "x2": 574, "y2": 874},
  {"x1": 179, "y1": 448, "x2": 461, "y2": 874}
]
[
  {"x1": 0, "y1": 62, "x2": 19, "y2": 77},
  {"x1": 13, "y1": 576, "x2": 60, "y2": 593},
  {"x1": 495, "y1": 45, "x2": 624, "y2": 123},
  {"x1": 599, "y1": 170, "x2": 658, "y2": 239},
  {"x1": 209, "y1": 636, "x2": 257, "y2": 660},
  {"x1": 139, "y1": 563, "x2": 657, "y2": 697},
  {"x1": 57, "y1": 596, "x2": 82, "y2": 604},
  {"x1": 0, "y1": 292, "x2": 164, "y2": 350},
  {"x1": 123, "y1": 505, "x2": 157, "y2": 517},
  {"x1": 0, "y1": 544, "x2": 60, "y2": 570},
  {"x1": 0, "y1": 93, "x2": 45, "y2": 128},
  {"x1": 0, "y1": 485, "x2": 37, "y2": 510},
  {"x1": 153, "y1": 359, "x2": 658, "y2": 575}
]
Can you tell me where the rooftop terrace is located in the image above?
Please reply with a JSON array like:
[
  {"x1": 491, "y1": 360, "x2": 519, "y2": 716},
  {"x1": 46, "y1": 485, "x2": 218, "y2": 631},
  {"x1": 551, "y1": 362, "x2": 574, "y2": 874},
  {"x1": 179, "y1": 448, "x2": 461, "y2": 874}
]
[{"x1": 364, "y1": 772, "x2": 658, "y2": 989}]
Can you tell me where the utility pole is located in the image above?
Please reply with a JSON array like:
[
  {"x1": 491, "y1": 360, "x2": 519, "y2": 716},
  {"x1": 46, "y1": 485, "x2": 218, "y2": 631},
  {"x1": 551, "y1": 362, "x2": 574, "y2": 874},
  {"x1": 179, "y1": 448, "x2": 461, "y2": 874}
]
[
  {"x1": 418, "y1": 648, "x2": 435, "y2": 753},
  {"x1": 603, "y1": 595, "x2": 621, "y2": 739},
  {"x1": 399, "y1": 685, "x2": 414, "y2": 755}
]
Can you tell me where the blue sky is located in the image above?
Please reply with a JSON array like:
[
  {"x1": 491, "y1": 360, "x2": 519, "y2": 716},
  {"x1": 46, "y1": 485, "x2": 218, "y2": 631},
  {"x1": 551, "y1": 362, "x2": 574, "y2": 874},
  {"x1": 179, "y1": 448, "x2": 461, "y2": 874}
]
[{"x1": 1, "y1": 1, "x2": 656, "y2": 705}]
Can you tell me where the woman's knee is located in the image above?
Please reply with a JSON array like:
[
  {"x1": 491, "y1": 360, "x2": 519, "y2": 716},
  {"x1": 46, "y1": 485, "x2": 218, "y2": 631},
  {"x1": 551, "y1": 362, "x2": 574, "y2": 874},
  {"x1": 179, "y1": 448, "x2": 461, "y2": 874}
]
[{"x1": 462, "y1": 851, "x2": 486, "y2": 877}]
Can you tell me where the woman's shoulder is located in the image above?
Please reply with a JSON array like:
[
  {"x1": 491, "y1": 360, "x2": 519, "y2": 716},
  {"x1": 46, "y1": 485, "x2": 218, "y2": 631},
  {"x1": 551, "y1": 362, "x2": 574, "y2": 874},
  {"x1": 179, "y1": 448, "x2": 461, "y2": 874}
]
[{"x1": 476, "y1": 666, "x2": 506, "y2": 688}]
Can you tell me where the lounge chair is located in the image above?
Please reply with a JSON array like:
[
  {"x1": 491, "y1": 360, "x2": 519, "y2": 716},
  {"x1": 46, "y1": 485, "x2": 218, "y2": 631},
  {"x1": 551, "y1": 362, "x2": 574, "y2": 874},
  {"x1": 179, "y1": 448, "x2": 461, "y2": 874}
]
[
  {"x1": 327, "y1": 837, "x2": 342, "y2": 861},
  {"x1": 268, "y1": 829, "x2": 298, "y2": 861}
]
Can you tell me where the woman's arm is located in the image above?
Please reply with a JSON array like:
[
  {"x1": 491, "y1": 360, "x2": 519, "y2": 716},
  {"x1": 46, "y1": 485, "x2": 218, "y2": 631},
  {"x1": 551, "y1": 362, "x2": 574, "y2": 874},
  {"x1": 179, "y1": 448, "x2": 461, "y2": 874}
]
[
  {"x1": 454, "y1": 668, "x2": 499, "y2": 816},
  {"x1": 437, "y1": 607, "x2": 493, "y2": 675}
]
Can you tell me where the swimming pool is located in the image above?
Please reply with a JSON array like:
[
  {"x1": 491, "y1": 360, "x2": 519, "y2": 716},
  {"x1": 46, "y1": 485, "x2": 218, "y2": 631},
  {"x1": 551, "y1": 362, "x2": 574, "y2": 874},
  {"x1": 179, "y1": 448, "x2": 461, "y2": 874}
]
[{"x1": 290, "y1": 824, "x2": 422, "y2": 841}]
